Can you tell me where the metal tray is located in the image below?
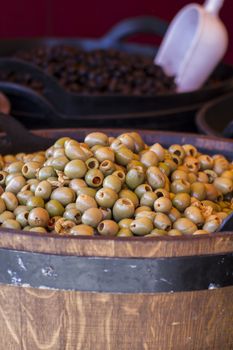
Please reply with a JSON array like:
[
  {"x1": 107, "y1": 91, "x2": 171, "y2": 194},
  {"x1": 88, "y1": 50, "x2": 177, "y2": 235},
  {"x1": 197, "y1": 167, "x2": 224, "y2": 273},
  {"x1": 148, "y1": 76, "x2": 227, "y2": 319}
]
[
  {"x1": 196, "y1": 92, "x2": 233, "y2": 137},
  {"x1": 0, "y1": 16, "x2": 232, "y2": 130}
]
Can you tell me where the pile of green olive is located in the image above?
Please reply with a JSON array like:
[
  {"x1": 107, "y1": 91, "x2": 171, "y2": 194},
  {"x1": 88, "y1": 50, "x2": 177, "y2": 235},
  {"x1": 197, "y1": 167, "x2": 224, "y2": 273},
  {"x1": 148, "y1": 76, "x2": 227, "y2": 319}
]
[{"x1": 0, "y1": 131, "x2": 233, "y2": 237}]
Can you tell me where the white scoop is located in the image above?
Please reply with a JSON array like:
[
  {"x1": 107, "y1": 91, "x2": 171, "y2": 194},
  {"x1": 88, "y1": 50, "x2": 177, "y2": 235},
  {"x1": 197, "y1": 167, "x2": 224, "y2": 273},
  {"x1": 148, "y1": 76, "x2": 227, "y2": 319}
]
[{"x1": 155, "y1": 0, "x2": 228, "y2": 92}]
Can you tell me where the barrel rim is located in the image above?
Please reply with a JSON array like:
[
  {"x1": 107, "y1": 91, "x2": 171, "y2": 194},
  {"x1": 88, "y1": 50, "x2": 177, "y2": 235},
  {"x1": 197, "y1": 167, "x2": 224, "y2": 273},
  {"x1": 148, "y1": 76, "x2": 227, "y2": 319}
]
[{"x1": 0, "y1": 228, "x2": 232, "y2": 258}]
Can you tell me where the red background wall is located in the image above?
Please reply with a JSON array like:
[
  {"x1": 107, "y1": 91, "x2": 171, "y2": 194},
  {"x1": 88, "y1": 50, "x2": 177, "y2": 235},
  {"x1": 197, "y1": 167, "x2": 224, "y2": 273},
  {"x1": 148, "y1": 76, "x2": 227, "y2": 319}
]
[{"x1": 0, "y1": 0, "x2": 232, "y2": 63}]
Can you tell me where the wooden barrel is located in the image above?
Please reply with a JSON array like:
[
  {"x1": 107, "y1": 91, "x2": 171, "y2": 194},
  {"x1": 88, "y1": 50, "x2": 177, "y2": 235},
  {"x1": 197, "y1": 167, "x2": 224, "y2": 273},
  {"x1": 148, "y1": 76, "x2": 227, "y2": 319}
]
[{"x1": 0, "y1": 129, "x2": 233, "y2": 350}]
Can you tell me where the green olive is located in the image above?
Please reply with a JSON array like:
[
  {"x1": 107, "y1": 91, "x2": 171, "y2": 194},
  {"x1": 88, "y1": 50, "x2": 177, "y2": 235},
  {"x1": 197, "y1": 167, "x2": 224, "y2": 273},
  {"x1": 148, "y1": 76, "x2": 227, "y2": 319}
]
[
  {"x1": 171, "y1": 179, "x2": 191, "y2": 194},
  {"x1": 140, "y1": 191, "x2": 157, "y2": 208},
  {"x1": 22, "y1": 161, "x2": 41, "y2": 179},
  {"x1": 63, "y1": 208, "x2": 82, "y2": 224},
  {"x1": 168, "y1": 144, "x2": 185, "y2": 159},
  {"x1": 140, "y1": 150, "x2": 158, "y2": 167},
  {"x1": 154, "y1": 197, "x2": 172, "y2": 213},
  {"x1": 168, "y1": 229, "x2": 182, "y2": 236},
  {"x1": 135, "y1": 206, "x2": 152, "y2": 215},
  {"x1": 1, "y1": 192, "x2": 18, "y2": 211},
  {"x1": 81, "y1": 208, "x2": 103, "y2": 228},
  {"x1": 117, "y1": 228, "x2": 133, "y2": 237},
  {"x1": 103, "y1": 174, "x2": 122, "y2": 193},
  {"x1": 154, "y1": 213, "x2": 172, "y2": 230},
  {"x1": 113, "y1": 198, "x2": 135, "y2": 221},
  {"x1": 94, "y1": 147, "x2": 115, "y2": 163},
  {"x1": 4, "y1": 154, "x2": 16, "y2": 164},
  {"x1": 119, "y1": 189, "x2": 139, "y2": 208},
  {"x1": 76, "y1": 194, "x2": 97, "y2": 213},
  {"x1": 69, "y1": 224, "x2": 94, "y2": 236},
  {"x1": 213, "y1": 177, "x2": 233, "y2": 194},
  {"x1": 6, "y1": 161, "x2": 24, "y2": 174},
  {"x1": 52, "y1": 148, "x2": 66, "y2": 158},
  {"x1": 51, "y1": 187, "x2": 76, "y2": 206},
  {"x1": 150, "y1": 143, "x2": 165, "y2": 161},
  {"x1": 97, "y1": 220, "x2": 119, "y2": 236},
  {"x1": 203, "y1": 215, "x2": 221, "y2": 233},
  {"x1": 54, "y1": 137, "x2": 71, "y2": 148},
  {"x1": 5, "y1": 172, "x2": 22, "y2": 186},
  {"x1": 85, "y1": 169, "x2": 104, "y2": 188},
  {"x1": 213, "y1": 157, "x2": 229, "y2": 175},
  {"x1": 45, "y1": 199, "x2": 65, "y2": 217},
  {"x1": 221, "y1": 170, "x2": 233, "y2": 181},
  {"x1": 146, "y1": 228, "x2": 168, "y2": 237},
  {"x1": 64, "y1": 159, "x2": 87, "y2": 179},
  {"x1": 204, "y1": 169, "x2": 218, "y2": 183},
  {"x1": 65, "y1": 140, "x2": 92, "y2": 161},
  {"x1": 118, "y1": 218, "x2": 133, "y2": 229},
  {"x1": 193, "y1": 229, "x2": 209, "y2": 235},
  {"x1": 190, "y1": 182, "x2": 206, "y2": 201},
  {"x1": 173, "y1": 218, "x2": 198, "y2": 235},
  {"x1": 0, "y1": 171, "x2": 8, "y2": 185},
  {"x1": 196, "y1": 172, "x2": 209, "y2": 183},
  {"x1": 85, "y1": 157, "x2": 99, "y2": 170},
  {"x1": 17, "y1": 190, "x2": 34, "y2": 205},
  {"x1": 26, "y1": 196, "x2": 45, "y2": 210},
  {"x1": 112, "y1": 170, "x2": 126, "y2": 184},
  {"x1": 16, "y1": 210, "x2": 29, "y2": 227},
  {"x1": 115, "y1": 146, "x2": 134, "y2": 166},
  {"x1": 183, "y1": 144, "x2": 198, "y2": 157},
  {"x1": 95, "y1": 188, "x2": 118, "y2": 208},
  {"x1": 125, "y1": 167, "x2": 145, "y2": 190},
  {"x1": 28, "y1": 207, "x2": 50, "y2": 227},
  {"x1": 0, "y1": 198, "x2": 6, "y2": 214},
  {"x1": 29, "y1": 226, "x2": 47, "y2": 233},
  {"x1": 184, "y1": 206, "x2": 204, "y2": 227},
  {"x1": 99, "y1": 207, "x2": 112, "y2": 220},
  {"x1": 0, "y1": 211, "x2": 15, "y2": 223},
  {"x1": 37, "y1": 166, "x2": 56, "y2": 181},
  {"x1": 168, "y1": 206, "x2": 181, "y2": 222},
  {"x1": 183, "y1": 156, "x2": 200, "y2": 173},
  {"x1": 2, "y1": 219, "x2": 21, "y2": 230},
  {"x1": 146, "y1": 166, "x2": 165, "y2": 189},
  {"x1": 129, "y1": 132, "x2": 145, "y2": 153},
  {"x1": 84, "y1": 132, "x2": 109, "y2": 147},
  {"x1": 99, "y1": 160, "x2": 116, "y2": 176},
  {"x1": 77, "y1": 187, "x2": 97, "y2": 198},
  {"x1": 171, "y1": 169, "x2": 188, "y2": 181},
  {"x1": 198, "y1": 154, "x2": 214, "y2": 170},
  {"x1": 117, "y1": 133, "x2": 135, "y2": 151},
  {"x1": 172, "y1": 193, "x2": 191, "y2": 212},
  {"x1": 130, "y1": 217, "x2": 153, "y2": 236},
  {"x1": 134, "y1": 184, "x2": 152, "y2": 199},
  {"x1": 28, "y1": 179, "x2": 40, "y2": 193},
  {"x1": 69, "y1": 178, "x2": 87, "y2": 193},
  {"x1": 6, "y1": 175, "x2": 28, "y2": 195},
  {"x1": 50, "y1": 156, "x2": 69, "y2": 171},
  {"x1": 158, "y1": 162, "x2": 171, "y2": 176},
  {"x1": 35, "y1": 181, "x2": 52, "y2": 200},
  {"x1": 135, "y1": 210, "x2": 156, "y2": 222}
]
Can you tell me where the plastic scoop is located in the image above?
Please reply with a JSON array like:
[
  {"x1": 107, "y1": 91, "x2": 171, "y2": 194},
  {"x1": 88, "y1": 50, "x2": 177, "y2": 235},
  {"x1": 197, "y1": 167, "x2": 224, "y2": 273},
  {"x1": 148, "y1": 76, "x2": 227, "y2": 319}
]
[{"x1": 155, "y1": 0, "x2": 228, "y2": 92}]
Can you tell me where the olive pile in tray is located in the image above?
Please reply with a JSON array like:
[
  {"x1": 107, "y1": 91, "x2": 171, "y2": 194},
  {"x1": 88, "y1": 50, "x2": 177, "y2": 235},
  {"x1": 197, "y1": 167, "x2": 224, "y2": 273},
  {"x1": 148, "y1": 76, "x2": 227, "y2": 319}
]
[
  {"x1": 9, "y1": 46, "x2": 175, "y2": 95},
  {"x1": 0, "y1": 131, "x2": 232, "y2": 237}
]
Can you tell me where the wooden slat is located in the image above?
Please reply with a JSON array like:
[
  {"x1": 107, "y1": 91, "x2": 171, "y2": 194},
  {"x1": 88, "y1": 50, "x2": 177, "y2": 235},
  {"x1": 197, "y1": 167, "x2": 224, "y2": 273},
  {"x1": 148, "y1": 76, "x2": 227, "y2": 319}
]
[
  {"x1": 0, "y1": 284, "x2": 232, "y2": 350},
  {"x1": 0, "y1": 229, "x2": 233, "y2": 258}
]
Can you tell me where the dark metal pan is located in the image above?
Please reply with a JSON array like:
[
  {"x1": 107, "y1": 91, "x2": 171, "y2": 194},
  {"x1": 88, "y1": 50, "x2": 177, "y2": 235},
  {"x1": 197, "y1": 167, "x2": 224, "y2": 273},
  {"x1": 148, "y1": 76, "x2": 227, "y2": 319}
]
[
  {"x1": 0, "y1": 85, "x2": 199, "y2": 131},
  {"x1": 0, "y1": 16, "x2": 232, "y2": 128},
  {"x1": 196, "y1": 92, "x2": 233, "y2": 137},
  {"x1": 0, "y1": 113, "x2": 233, "y2": 157}
]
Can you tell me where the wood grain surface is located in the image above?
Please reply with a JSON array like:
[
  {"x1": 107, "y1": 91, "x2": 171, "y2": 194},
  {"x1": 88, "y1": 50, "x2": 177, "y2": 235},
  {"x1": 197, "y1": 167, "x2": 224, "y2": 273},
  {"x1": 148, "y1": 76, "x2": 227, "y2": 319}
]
[
  {"x1": 0, "y1": 229, "x2": 233, "y2": 258},
  {"x1": 0, "y1": 284, "x2": 232, "y2": 350}
]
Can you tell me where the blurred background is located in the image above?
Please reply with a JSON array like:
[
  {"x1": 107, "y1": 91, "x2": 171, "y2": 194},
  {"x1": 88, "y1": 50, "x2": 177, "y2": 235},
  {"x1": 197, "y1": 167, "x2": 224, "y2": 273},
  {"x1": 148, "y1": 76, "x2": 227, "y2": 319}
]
[{"x1": 0, "y1": 0, "x2": 232, "y2": 63}]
